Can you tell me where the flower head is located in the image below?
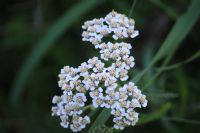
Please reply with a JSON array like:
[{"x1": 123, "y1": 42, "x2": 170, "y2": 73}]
[{"x1": 51, "y1": 11, "x2": 147, "y2": 132}]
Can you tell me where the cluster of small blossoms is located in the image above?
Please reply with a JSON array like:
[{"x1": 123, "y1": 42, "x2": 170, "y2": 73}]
[
  {"x1": 111, "y1": 82, "x2": 147, "y2": 129},
  {"x1": 52, "y1": 66, "x2": 90, "y2": 132},
  {"x1": 82, "y1": 10, "x2": 139, "y2": 48},
  {"x1": 51, "y1": 11, "x2": 147, "y2": 132}
]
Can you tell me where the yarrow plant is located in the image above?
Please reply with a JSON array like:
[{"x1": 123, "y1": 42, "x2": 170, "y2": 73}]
[{"x1": 51, "y1": 11, "x2": 148, "y2": 132}]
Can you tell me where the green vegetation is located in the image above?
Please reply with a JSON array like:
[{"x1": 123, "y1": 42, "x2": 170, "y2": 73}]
[{"x1": 1, "y1": 0, "x2": 200, "y2": 132}]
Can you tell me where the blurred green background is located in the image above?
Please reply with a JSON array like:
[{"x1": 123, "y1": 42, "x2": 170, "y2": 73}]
[{"x1": 0, "y1": 0, "x2": 200, "y2": 133}]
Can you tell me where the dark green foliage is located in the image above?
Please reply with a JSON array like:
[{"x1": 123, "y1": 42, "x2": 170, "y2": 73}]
[{"x1": 0, "y1": 0, "x2": 200, "y2": 133}]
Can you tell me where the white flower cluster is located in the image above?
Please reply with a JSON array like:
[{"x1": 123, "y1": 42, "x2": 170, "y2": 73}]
[
  {"x1": 51, "y1": 11, "x2": 147, "y2": 132},
  {"x1": 82, "y1": 10, "x2": 139, "y2": 48}
]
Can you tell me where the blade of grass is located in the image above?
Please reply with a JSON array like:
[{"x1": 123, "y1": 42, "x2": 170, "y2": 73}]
[
  {"x1": 174, "y1": 69, "x2": 188, "y2": 117},
  {"x1": 128, "y1": 0, "x2": 137, "y2": 17},
  {"x1": 155, "y1": 50, "x2": 200, "y2": 71},
  {"x1": 88, "y1": 109, "x2": 111, "y2": 133},
  {"x1": 89, "y1": 0, "x2": 200, "y2": 132},
  {"x1": 10, "y1": 0, "x2": 102, "y2": 108},
  {"x1": 136, "y1": 0, "x2": 200, "y2": 87},
  {"x1": 138, "y1": 103, "x2": 171, "y2": 125}
]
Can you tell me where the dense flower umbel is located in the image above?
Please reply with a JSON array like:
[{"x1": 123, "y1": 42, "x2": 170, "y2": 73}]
[{"x1": 51, "y1": 11, "x2": 147, "y2": 132}]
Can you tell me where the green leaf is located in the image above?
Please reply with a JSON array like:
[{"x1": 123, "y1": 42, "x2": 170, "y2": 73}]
[
  {"x1": 135, "y1": 0, "x2": 200, "y2": 88},
  {"x1": 138, "y1": 103, "x2": 171, "y2": 125},
  {"x1": 174, "y1": 69, "x2": 188, "y2": 117},
  {"x1": 10, "y1": 0, "x2": 102, "y2": 108},
  {"x1": 155, "y1": 50, "x2": 200, "y2": 71},
  {"x1": 90, "y1": 0, "x2": 200, "y2": 131},
  {"x1": 88, "y1": 109, "x2": 111, "y2": 133}
]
